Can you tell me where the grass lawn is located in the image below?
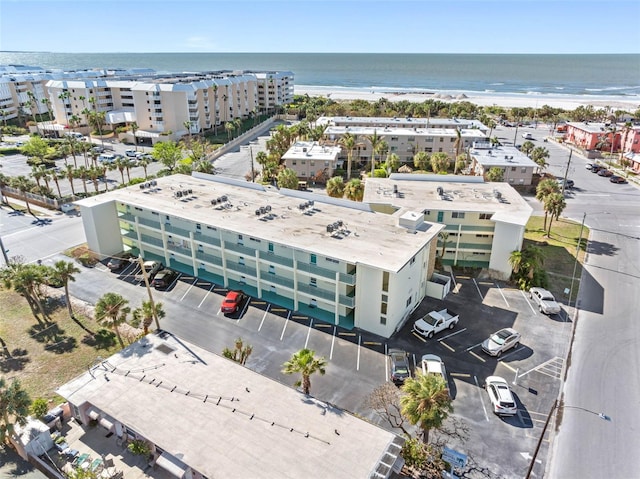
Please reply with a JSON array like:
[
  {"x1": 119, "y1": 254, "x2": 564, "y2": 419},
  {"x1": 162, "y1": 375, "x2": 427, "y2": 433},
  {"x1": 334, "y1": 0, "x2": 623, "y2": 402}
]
[
  {"x1": 0, "y1": 287, "x2": 119, "y2": 404},
  {"x1": 523, "y1": 215, "x2": 589, "y2": 304}
]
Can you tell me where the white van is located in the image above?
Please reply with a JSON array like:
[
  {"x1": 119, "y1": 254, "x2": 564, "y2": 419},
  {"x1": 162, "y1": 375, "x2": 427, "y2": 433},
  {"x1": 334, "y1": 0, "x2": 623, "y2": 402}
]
[
  {"x1": 60, "y1": 203, "x2": 77, "y2": 213},
  {"x1": 522, "y1": 132, "x2": 533, "y2": 140},
  {"x1": 98, "y1": 153, "x2": 116, "y2": 163}
]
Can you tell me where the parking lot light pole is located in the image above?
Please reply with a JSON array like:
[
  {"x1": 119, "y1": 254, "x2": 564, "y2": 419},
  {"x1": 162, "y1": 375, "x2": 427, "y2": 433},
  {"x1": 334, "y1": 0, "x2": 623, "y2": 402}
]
[{"x1": 137, "y1": 256, "x2": 160, "y2": 330}]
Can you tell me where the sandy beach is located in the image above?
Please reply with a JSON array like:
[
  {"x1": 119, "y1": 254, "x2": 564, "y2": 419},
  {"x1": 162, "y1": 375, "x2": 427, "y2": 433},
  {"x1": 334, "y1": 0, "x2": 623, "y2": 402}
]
[{"x1": 295, "y1": 85, "x2": 640, "y2": 111}]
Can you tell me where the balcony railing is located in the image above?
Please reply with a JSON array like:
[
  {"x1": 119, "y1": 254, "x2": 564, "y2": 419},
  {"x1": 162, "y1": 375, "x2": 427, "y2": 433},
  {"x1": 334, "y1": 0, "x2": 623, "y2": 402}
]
[
  {"x1": 167, "y1": 243, "x2": 192, "y2": 256},
  {"x1": 195, "y1": 250, "x2": 223, "y2": 267},
  {"x1": 297, "y1": 283, "x2": 335, "y2": 301},
  {"x1": 224, "y1": 242, "x2": 256, "y2": 257},
  {"x1": 198, "y1": 235, "x2": 221, "y2": 248},
  {"x1": 138, "y1": 217, "x2": 161, "y2": 229},
  {"x1": 227, "y1": 261, "x2": 257, "y2": 277},
  {"x1": 260, "y1": 274, "x2": 294, "y2": 289},
  {"x1": 165, "y1": 224, "x2": 192, "y2": 238},
  {"x1": 140, "y1": 234, "x2": 164, "y2": 248},
  {"x1": 118, "y1": 212, "x2": 136, "y2": 223},
  {"x1": 338, "y1": 294, "x2": 356, "y2": 308},
  {"x1": 262, "y1": 252, "x2": 294, "y2": 268}
]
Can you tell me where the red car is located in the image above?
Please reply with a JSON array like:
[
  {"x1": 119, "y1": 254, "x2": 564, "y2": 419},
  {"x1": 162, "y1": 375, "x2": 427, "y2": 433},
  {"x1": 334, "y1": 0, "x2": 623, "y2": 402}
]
[{"x1": 221, "y1": 290, "x2": 246, "y2": 314}]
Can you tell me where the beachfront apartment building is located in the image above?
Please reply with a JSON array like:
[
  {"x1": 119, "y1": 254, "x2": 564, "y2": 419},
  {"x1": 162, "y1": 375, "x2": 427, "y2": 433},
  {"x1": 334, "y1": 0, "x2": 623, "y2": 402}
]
[
  {"x1": 364, "y1": 175, "x2": 533, "y2": 279},
  {"x1": 323, "y1": 125, "x2": 486, "y2": 165},
  {"x1": 0, "y1": 65, "x2": 294, "y2": 142},
  {"x1": 564, "y1": 121, "x2": 622, "y2": 152},
  {"x1": 56, "y1": 332, "x2": 405, "y2": 479},
  {"x1": 468, "y1": 142, "x2": 539, "y2": 186},
  {"x1": 281, "y1": 141, "x2": 343, "y2": 180},
  {"x1": 75, "y1": 173, "x2": 443, "y2": 338}
]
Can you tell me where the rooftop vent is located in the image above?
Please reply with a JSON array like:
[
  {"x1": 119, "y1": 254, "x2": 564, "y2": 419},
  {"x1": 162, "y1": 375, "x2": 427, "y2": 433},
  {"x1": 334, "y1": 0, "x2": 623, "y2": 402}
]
[
  {"x1": 176, "y1": 191, "x2": 183, "y2": 198},
  {"x1": 437, "y1": 186, "x2": 444, "y2": 196}
]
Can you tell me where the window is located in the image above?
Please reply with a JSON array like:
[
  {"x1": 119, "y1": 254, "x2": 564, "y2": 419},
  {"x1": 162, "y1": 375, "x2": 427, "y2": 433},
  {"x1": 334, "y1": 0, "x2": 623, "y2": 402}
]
[
  {"x1": 479, "y1": 213, "x2": 492, "y2": 220},
  {"x1": 425, "y1": 137, "x2": 434, "y2": 143},
  {"x1": 406, "y1": 295, "x2": 412, "y2": 307},
  {"x1": 270, "y1": 285, "x2": 276, "y2": 293},
  {"x1": 310, "y1": 299, "x2": 317, "y2": 308},
  {"x1": 239, "y1": 257, "x2": 245, "y2": 266},
  {"x1": 439, "y1": 137, "x2": 444, "y2": 142},
  {"x1": 196, "y1": 223, "x2": 201, "y2": 231},
  {"x1": 310, "y1": 277, "x2": 317, "y2": 287},
  {"x1": 408, "y1": 137, "x2": 415, "y2": 142},
  {"x1": 206, "y1": 226, "x2": 217, "y2": 231},
  {"x1": 381, "y1": 303, "x2": 387, "y2": 314},
  {"x1": 310, "y1": 161, "x2": 315, "y2": 166},
  {"x1": 239, "y1": 276, "x2": 246, "y2": 285},
  {"x1": 198, "y1": 244, "x2": 203, "y2": 252},
  {"x1": 249, "y1": 237, "x2": 261, "y2": 243},
  {"x1": 268, "y1": 265, "x2": 275, "y2": 274},
  {"x1": 451, "y1": 212, "x2": 465, "y2": 219},
  {"x1": 238, "y1": 234, "x2": 243, "y2": 245},
  {"x1": 425, "y1": 147, "x2": 433, "y2": 153},
  {"x1": 410, "y1": 256, "x2": 416, "y2": 265},
  {"x1": 380, "y1": 316, "x2": 387, "y2": 325},
  {"x1": 511, "y1": 166, "x2": 517, "y2": 171},
  {"x1": 381, "y1": 294, "x2": 388, "y2": 302},
  {"x1": 476, "y1": 234, "x2": 490, "y2": 238},
  {"x1": 292, "y1": 160, "x2": 297, "y2": 165},
  {"x1": 268, "y1": 242, "x2": 274, "y2": 253},
  {"x1": 382, "y1": 271, "x2": 389, "y2": 292},
  {"x1": 521, "y1": 167, "x2": 527, "y2": 173},
  {"x1": 437, "y1": 211, "x2": 444, "y2": 222},
  {"x1": 134, "y1": 207, "x2": 143, "y2": 211},
  {"x1": 391, "y1": 136, "x2": 399, "y2": 141},
  {"x1": 310, "y1": 254, "x2": 317, "y2": 264},
  {"x1": 438, "y1": 147, "x2": 443, "y2": 152},
  {"x1": 325, "y1": 257, "x2": 339, "y2": 264}
]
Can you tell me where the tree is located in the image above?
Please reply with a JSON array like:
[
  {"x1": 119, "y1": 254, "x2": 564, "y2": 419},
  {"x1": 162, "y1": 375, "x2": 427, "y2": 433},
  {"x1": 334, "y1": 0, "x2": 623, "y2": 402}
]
[
  {"x1": 365, "y1": 382, "x2": 412, "y2": 436},
  {"x1": 282, "y1": 348, "x2": 327, "y2": 395},
  {"x1": 413, "y1": 151, "x2": 430, "y2": 171},
  {"x1": 344, "y1": 178, "x2": 364, "y2": 201},
  {"x1": 64, "y1": 164, "x2": 77, "y2": 196},
  {"x1": 485, "y1": 167, "x2": 504, "y2": 182},
  {"x1": 531, "y1": 146, "x2": 550, "y2": 171},
  {"x1": 95, "y1": 292, "x2": 130, "y2": 348},
  {"x1": 544, "y1": 192, "x2": 566, "y2": 237},
  {"x1": 130, "y1": 122, "x2": 139, "y2": 150},
  {"x1": 438, "y1": 231, "x2": 449, "y2": 259},
  {"x1": 152, "y1": 141, "x2": 182, "y2": 173},
  {"x1": 510, "y1": 245, "x2": 546, "y2": 290},
  {"x1": 400, "y1": 373, "x2": 453, "y2": 443},
  {"x1": 367, "y1": 130, "x2": 383, "y2": 177},
  {"x1": 385, "y1": 152, "x2": 401, "y2": 173},
  {"x1": 57, "y1": 91, "x2": 71, "y2": 125},
  {"x1": 326, "y1": 176, "x2": 345, "y2": 198},
  {"x1": 0, "y1": 261, "x2": 49, "y2": 321},
  {"x1": 132, "y1": 300, "x2": 165, "y2": 334},
  {"x1": 222, "y1": 337, "x2": 253, "y2": 366},
  {"x1": 430, "y1": 153, "x2": 450, "y2": 173},
  {"x1": 9, "y1": 176, "x2": 36, "y2": 215},
  {"x1": 0, "y1": 378, "x2": 31, "y2": 444},
  {"x1": 338, "y1": 132, "x2": 357, "y2": 180},
  {"x1": 276, "y1": 168, "x2": 299, "y2": 190},
  {"x1": 21, "y1": 136, "x2": 51, "y2": 166},
  {"x1": 536, "y1": 179, "x2": 560, "y2": 230},
  {"x1": 453, "y1": 128, "x2": 462, "y2": 174},
  {"x1": 520, "y1": 141, "x2": 535, "y2": 156},
  {"x1": 50, "y1": 260, "x2": 80, "y2": 318}
]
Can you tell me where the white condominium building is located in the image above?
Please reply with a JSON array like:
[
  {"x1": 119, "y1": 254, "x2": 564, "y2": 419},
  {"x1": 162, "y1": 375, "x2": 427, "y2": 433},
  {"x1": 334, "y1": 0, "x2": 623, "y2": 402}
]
[
  {"x1": 364, "y1": 175, "x2": 533, "y2": 280},
  {"x1": 281, "y1": 141, "x2": 344, "y2": 180},
  {"x1": 76, "y1": 174, "x2": 443, "y2": 338},
  {"x1": 317, "y1": 115, "x2": 490, "y2": 134}
]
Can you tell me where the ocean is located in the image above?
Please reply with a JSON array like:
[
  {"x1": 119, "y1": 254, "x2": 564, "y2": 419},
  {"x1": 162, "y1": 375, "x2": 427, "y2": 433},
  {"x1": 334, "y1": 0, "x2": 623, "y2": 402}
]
[{"x1": 1, "y1": 52, "x2": 639, "y2": 103}]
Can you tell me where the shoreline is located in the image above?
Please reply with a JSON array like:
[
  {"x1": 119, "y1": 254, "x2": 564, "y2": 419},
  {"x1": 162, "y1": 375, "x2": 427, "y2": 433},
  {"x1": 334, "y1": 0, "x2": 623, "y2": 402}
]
[{"x1": 294, "y1": 85, "x2": 640, "y2": 111}]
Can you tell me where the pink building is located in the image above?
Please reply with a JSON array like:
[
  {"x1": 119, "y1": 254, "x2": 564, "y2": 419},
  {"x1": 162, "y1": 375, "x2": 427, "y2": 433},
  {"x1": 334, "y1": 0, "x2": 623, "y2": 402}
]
[
  {"x1": 621, "y1": 126, "x2": 640, "y2": 154},
  {"x1": 566, "y1": 122, "x2": 622, "y2": 152}
]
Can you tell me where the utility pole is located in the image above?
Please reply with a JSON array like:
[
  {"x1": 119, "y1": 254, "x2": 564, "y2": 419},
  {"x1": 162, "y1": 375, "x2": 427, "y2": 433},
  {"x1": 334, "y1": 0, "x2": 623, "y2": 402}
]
[
  {"x1": 525, "y1": 399, "x2": 557, "y2": 479},
  {"x1": 0, "y1": 236, "x2": 9, "y2": 265},
  {"x1": 137, "y1": 256, "x2": 160, "y2": 330},
  {"x1": 569, "y1": 212, "x2": 586, "y2": 307},
  {"x1": 561, "y1": 149, "x2": 573, "y2": 196}
]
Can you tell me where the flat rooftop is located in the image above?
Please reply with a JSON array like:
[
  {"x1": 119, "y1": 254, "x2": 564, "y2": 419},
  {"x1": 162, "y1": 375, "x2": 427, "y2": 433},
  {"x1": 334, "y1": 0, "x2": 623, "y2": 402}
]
[
  {"x1": 76, "y1": 174, "x2": 442, "y2": 272},
  {"x1": 56, "y1": 333, "x2": 403, "y2": 479},
  {"x1": 324, "y1": 125, "x2": 485, "y2": 139},
  {"x1": 282, "y1": 141, "x2": 342, "y2": 161},
  {"x1": 317, "y1": 116, "x2": 487, "y2": 130},
  {"x1": 363, "y1": 176, "x2": 533, "y2": 226},
  {"x1": 470, "y1": 145, "x2": 538, "y2": 168}
]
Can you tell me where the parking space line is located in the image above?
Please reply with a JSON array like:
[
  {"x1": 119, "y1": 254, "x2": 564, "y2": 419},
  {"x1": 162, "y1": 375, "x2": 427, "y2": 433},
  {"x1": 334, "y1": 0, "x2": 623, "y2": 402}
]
[
  {"x1": 339, "y1": 332, "x2": 357, "y2": 337},
  {"x1": 469, "y1": 351, "x2": 486, "y2": 363},
  {"x1": 179, "y1": 278, "x2": 198, "y2": 301},
  {"x1": 279, "y1": 310, "x2": 291, "y2": 340},
  {"x1": 472, "y1": 278, "x2": 484, "y2": 300},
  {"x1": 198, "y1": 284, "x2": 215, "y2": 308},
  {"x1": 450, "y1": 372, "x2": 471, "y2": 378},
  {"x1": 518, "y1": 357, "x2": 564, "y2": 380},
  {"x1": 497, "y1": 346, "x2": 523, "y2": 362},
  {"x1": 465, "y1": 342, "x2": 482, "y2": 352},
  {"x1": 257, "y1": 304, "x2": 271, "y2": 331},
  {"x1": 304, "y1": 319, "x2": 313, "y2": 349},
  {"x1": 363, "y1": 341, "x2": 382, "y2": 346},
  {"x1": 412, "y1": 332, "x2": 427, "y2": 342},
  {"x1": 329, "y1": 326, "x2": 336, "y2": 360},
  {"x1": 439, "y1": 328, "x2": 467, "y2": 341},
  {"x1": 439, "y1": 341, "x2": 455, "y2": 352},
  {"x1": 500, "y1": 361, "x2": 517, "y2": 373},
  {"x1": 495, "y1": 282, "x2": 510, "y2": 307},
  {"x1": 167, "y1": 273, "x2": 182, "y2": 291},
  {"x1": 384, "y1": 344, "x2": 388, "y2": 382},
  {"x1": 356, "y1": 335, "x2": 361, "y2": 371},
  {"x1": 521, "y1": 290, "x2": 537, "y2": 314},
  {"x1": 474, "y1": 375, "x2": 490, "y2": 421}
]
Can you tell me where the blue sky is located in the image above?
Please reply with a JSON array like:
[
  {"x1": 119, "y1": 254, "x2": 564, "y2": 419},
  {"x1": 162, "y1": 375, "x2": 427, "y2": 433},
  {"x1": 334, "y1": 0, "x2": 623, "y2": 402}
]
[{"x1": 1, "y1": 0, "x2": 639, "y2": 54}]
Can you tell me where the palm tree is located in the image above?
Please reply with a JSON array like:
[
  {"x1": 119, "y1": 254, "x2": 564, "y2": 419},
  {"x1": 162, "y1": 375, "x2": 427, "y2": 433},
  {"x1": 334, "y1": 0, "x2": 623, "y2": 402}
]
[
  {"x1": 344, "y1": 178, "x2": 364, "y2": 201},
  {"x1": 367, "y1": 130, "x2": 383, "y2": 177},
  {"x1": 233, "y1": 118, "x2": 242, "y2": 138},
  {"x1": 0, "y1": 261, "x2": 49, "y2": 321},
  {"x1": 544, "y1": 192, "x2": 566, "y2": 237},
  {"x1": 224, "y1": 121, "x2": 235, "y2": 141},
  {"x1": 9, "y1": 176, "x2": 35, "y2": 215},
  {"x1": 65, "y1": 164, "x2": 77, "y2": 196},
  {"x1": 51, "y1": 260, "x2": 80, "y2": 318},
  {"x1": 50, "y1": 170, "x2": 63, "y2": 198},
  {"x1": 0, "y1": 378, "x2": 32, "y2": 444},
  {"x1": 138, "y1": 158, "x2": 149, "y2": 179},
  {"x1": 326, "y1": 176, "x2": 345, "y2": 198},
  {"x1": 339, "y1": 132, "x2": 357, "y2": 180},
  {"x1": 76, "y1": 166, "x2": 89, "y2": 195},
  {"x1": 453, "y1": 128, "x2": 462, "y2": 174},
  {"x1": 536, "y1": 179, "x2": 560, "y2": 230},
  {"x1": 95, "y1": 292, "x2": 130, "y2": 348},
  {"x1": 508, "y1": 249, "x2": 524, "y2": 276},
  {"x1": 400, "y1": 373, "x2": 452, "y2": 443},
  {"x1": 282, "y1": 348, "x2": 327, "y2": 395},
  {"x1": 41, "y1": 97, "x2": 54, "y2": 135},
  {"x1": 531, "y1": 146, "x2": 550, "y2": 172},
  {"x1": 114, "y1": 157, "x2": 127, "y2": 185},
  {"x1": 132, "y1": 300, "x2": 165, "y2": 334},
  {"x1": 57, "y1": 91, "x2": 71, "y2": 125},
  {"x1": 222, "y1": 337, "x2": 253, "y2": 366},
  {"x1": 130, "y1": 122, "x2": 139, "y2": 150},
  {"x1": 413, "y1": 151, "x2": 430, "y2": 171}
]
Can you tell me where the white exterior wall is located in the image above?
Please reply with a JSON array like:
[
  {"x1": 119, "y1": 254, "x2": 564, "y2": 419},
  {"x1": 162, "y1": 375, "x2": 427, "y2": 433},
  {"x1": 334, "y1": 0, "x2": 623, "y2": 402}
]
[
  {"x1": 489, "y1": 220, "x2": 526, "y2": 279},
  {"x1": 80, "y1": 201, "x2": 122, "y2": 256}
]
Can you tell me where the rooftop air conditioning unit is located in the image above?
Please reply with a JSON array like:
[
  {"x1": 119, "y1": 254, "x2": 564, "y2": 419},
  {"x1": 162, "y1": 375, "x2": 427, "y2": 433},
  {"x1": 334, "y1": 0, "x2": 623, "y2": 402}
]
[
  {"x1": 151, "y1": 180, "x2": 157, "y2": 186},
  {"x1": 221, "y1": 195, "x2": 228, "y2": 202},
  {"x1": 327, "y1": 224, "x2": 334, "y2": 233},
  {"x1": 266, "y1": 205, "x2": 272, "y2": 212},
  {"x1": 139, "y1": 184, "x2": 146, "y2": 189},
  {"x1": 176, "y1": 191, "x2": 183, "y2": 198},
  {"x1": 255, "y1": 209, "x2": 261, "y2": 216},
  {"x1": 210, "y1": 198, "x2": 217, "y2": 205},
  {"x1": 437, "y1": 186, "x2": 443, "y2": 196},
  {"x1": 182, "y1": 190, "x2": 189, "y2": 196}
]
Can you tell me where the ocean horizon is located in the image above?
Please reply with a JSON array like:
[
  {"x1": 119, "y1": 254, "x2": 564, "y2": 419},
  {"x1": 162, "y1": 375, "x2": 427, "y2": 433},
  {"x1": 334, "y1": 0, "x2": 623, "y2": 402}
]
[{"x1": 1, "y1": 52, "x2": 639, "y2": 106}]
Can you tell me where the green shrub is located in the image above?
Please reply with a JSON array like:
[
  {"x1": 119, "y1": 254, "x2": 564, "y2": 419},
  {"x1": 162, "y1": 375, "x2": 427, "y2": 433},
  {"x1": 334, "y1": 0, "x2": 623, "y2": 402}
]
[{"x1": 31, "y1": 398, "x2": 49, "y2": 419}]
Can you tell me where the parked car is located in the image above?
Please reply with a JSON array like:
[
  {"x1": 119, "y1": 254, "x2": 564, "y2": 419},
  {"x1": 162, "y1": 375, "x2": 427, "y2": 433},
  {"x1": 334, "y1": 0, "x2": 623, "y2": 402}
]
[
  {"x1": 609, "y1": 175, "x2": 627, "y2": 184},
  {"x1": 529, "y1": 287, "x2": 562, "y2": 315},
  {"x1": 135, "y1": 260, "x2": 163, "y2": 282},
  {"x1": 597, "y1": 169, "x2": 614, "y2": 177},
  {"x1": 557, "y1": 178, "x2": 574, "y2": 189},
  {"x1": 481, "y1": 328, "x2": 521, "y2": 357},
  {"x1": 590, "y1": 165, "x2": 604, "y2": 173},
  {"x1": 389, "y1": 349, "x2": 411, "y2": 386},
  {"x1": 420, "y1": 354, "x2": 449, "y2": 396},
  {"x1": 92, "y1": 146, "x2": 105, "y2": 154},
  {"x1": 125, "y1": 149, "x2": 137, "y2": 158},
  {"x1": 485, "y1": 376, "x2": 518, "y2": 416},
  {"x1": 107, "y1": 253, "x2": 134, "y2": 271},
  {"x1": 585, "y1": 163, "x2": 595, "y2": 170},
  {"x1": 221, "y1": 290, "x2": 247, "y2": 314},
  {"x1": 412, "y1": 309, "x2": 459, "y2": 339},
  {"x1": 152, "y1": 269, "x2": 179, "y2": 289}
]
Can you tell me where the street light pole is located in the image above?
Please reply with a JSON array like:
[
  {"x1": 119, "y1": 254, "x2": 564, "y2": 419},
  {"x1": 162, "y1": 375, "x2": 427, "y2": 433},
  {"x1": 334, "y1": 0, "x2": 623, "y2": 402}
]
[
  {"x1": 569, "y1": 212, "x2": 586, "y2": 307},
  {"x1": 137, "y1": 256, "x2": 160, "y2": 330},
  {"x1": 561, "y1": 149, "x2": 573, "y2": 196}
]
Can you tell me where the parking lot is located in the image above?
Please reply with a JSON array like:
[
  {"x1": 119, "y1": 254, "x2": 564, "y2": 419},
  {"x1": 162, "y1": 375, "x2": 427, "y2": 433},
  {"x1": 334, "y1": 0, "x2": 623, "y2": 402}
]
[{"x1": 59, "y1": 255, "x2": 573, "y2": 478}]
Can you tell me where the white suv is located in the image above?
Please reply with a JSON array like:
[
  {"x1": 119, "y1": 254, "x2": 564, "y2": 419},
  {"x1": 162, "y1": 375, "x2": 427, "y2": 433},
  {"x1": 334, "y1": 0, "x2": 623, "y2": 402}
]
[
  {"x1": 529, "y1": 287, "x2": 561, "y2": 315},
  {"x1": 485, "y1": 376, "x2": 517, "y2": 416}
]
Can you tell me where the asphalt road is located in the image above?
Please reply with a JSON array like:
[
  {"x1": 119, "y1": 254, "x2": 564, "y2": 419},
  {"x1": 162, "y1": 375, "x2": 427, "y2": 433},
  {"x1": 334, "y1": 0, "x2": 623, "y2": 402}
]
[{"x1": 492, "y1": 125, "x2": 640, "y2": 478}]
